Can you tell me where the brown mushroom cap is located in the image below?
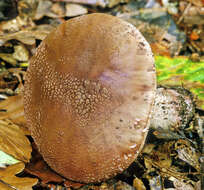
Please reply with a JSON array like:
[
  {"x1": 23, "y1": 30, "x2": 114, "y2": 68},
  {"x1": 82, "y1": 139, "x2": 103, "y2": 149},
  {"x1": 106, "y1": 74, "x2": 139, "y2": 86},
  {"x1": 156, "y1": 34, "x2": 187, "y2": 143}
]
[{"x1": 24, "y1": 13, "x2": 156, "y2": 183}]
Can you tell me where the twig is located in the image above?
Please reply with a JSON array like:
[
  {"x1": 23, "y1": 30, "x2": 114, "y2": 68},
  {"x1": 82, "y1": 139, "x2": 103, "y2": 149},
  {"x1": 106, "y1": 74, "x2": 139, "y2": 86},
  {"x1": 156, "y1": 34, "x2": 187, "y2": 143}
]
[{"x1": 177, "y1": 3, "x2": 191, "y2": 24}]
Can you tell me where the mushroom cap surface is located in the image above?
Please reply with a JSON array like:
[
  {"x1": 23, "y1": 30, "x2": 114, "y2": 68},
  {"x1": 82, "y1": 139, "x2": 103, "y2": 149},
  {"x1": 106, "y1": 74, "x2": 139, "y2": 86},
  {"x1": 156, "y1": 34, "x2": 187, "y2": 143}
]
[{"x1": 24, "y1": 13, "x2": 156, "y2": 183}]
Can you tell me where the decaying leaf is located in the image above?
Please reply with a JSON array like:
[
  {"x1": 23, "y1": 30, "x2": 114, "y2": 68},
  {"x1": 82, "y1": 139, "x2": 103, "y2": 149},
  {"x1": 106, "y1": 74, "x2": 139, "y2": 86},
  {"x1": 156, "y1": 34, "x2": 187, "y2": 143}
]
[
  {"x1": 119, "y1": 15, "x2": 184, "y2": 57},
  {"x1": 187, "y1": 0, "x2": 204, "y2": 7},
  {"x1": 0, "y1": 44, "x2": 29, "y2": 67},
  {"x1": 0, "y1": 53, "x2": 17, "y2": 66},
  {"x1": 0, "y1": 16, "x2": 35, "y2": 33},
  {"x1": 65, "y1": 3, "x2": 88, "y2": 17},
  {"x1": 178, "y1": 1, "x2": 204, "y2": 25},
  {"x1": 26, "y1": 160, "x2": 65, "y2": 185},
  {"x1": 168, "y1": 176, "x2": 195, "y2": 190},
  {"x1": 0, "y1": 71, "x2": 19, "y2": 92},
  {"x1": 64, "y1": 180, "x2": 85, "y2": 189},
  {"x1": 148, "y1": 175, "x2": 162, "y2": 190},
  {"x1": 53, "y1": 0, "x2": 107, "y2": 7},
  {"x1": 35, "y1": 0, "x2": 60, "y2": 19},
  {"x1": 133, "y1": 177, "x2": 146, "y2": 190},
  {"x1": 0, "y1": 95, "x2": 27, "y2": 132},
  {"x1": 25, "y1": 143, "x2": 64, "y2": 184},
  {"x1": 0, "y1": 119, "x2": 31, "y2": 162},
  {"x1": 0, "y1": 25, "x2": 54, "y2": 46},
  {"x1": 25, "y1": 143, "x2": 85, "y2": 189},
  {"x1": 0, "y1": 68, "x2": 25, "y2": 96},
  {"x1": 25, "y1": 159, "x2": 64, "y2": 184},
  {"x1": 142, "y1": 139, "x2": 200, "y2": 181},
  {"x1": 51, "y1": 2, "x2": 66, "y2": 16},
  {"x1": 0, "y1": 162, "x2": 38, "y2": 190},
  {"x1": 0, "y1": 150, "x2": 20, "y2": 168},
  {"x1": 78, "y1": 180, "x2": 134, "y2": 190},
  {"x1": 35, "y1": 0, "x2": 88, "y2": 19},
  {"x1": 108, "y1": 0, "x2": 129, "y2": 8},
  {"x1": 13, "y1": 45, "x2": 29, "y2": 62},
  {"x1": 174, "y1": 139, "x2": 200, "y2": 171}
]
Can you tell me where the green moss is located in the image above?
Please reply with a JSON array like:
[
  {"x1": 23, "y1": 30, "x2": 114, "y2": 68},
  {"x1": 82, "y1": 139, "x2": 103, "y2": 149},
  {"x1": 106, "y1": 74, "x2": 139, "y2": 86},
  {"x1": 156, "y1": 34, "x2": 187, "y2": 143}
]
[{"x1": 155, "y1": 56, "x2": 204, "y2": 109}]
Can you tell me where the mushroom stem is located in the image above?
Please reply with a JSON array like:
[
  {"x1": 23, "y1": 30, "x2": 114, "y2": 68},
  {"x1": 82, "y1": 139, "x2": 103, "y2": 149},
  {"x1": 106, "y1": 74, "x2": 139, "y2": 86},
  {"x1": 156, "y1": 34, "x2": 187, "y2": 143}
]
[{"x1": 150, "y1": 86, "x2": 195, "y2": 132}]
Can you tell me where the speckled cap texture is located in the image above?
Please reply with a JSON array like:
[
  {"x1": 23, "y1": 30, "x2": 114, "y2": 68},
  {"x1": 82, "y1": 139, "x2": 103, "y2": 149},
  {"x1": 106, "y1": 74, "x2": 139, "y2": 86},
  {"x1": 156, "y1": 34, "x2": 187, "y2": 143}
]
[{"x1": 24, "y1": 13, "x2": 156, "y2": 183}]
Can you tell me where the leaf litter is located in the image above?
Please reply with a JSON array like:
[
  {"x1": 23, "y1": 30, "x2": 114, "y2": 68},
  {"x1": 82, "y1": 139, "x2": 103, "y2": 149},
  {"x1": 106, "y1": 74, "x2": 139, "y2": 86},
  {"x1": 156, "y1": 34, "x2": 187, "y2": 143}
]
[
  {"x1": 0, "y1": 119, "x2": 31, "y2": 163},
  {"x1": 0, "y1": 0, "x2": 203, "y2": 189},
  {"x1": 0, "y1": 162, "x2": 38, "y2": 190}
]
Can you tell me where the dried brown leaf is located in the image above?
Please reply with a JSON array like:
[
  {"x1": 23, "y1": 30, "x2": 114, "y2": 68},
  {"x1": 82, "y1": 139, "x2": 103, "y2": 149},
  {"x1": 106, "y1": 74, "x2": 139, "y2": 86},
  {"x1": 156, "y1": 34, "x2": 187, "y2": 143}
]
[
  {"x1": 0, "y1": 16, "x2": 35, "y2": 33},
  {"x1": 175, "y1": 139, "x2": 200, "y2": 171},
  {"x1": 65, "y1": 3, "x2": 87, "y2": 17},
  {"x1": 187, "y1": 0, "x2": 204, "y2": 7},
  {"x1": 35, "y1": 0, "x2": 59, "y2": 20},
  {"x1": 78, "y1": 180, "x2": 134, "y2": 190},
  {"x1": 0, "y1": 25, "x2": 54, "y2": 46},
  {"x1": 0, "y1": 162, "x2": 38, "y2": 190},
  {"x1": 108, "y1": 0, "x2": 129, "y2": 8},
  {"x1": 168, "y1": 177, "x2": 195, "y2": 190},
  {"x1": 25, "y1": 143, "x2": 64, "y2": 184},
  {"x1": 133, "y1": 177, "x2": 146, "y2": 190},
  {"x1": 0, "y1": 95, "x2": 27, "y2": 133},
  {"x1": 0, "y1": 71, "x2": 19, "y2": 91},
  {"x1": 64, "y1": 180, "x2": 85, "y2": 189},
  {"x1": 51, "y1": 3, "x2": 66, "y2": 16},
  {"x1": 54, "y1": 0, "x2": 107, "y2": 7},
  {"x1": 0, "y1": 54, "x2": 17, "y2": 66},
  {"x1": 25, "y1": 160, "x2": 64, "y2": 184},
  {"x1": 0, "y1": 119, "x2": 31, "y2": 162},
  {"x1": 13, "y1": 45, "x2": 29, "y2": 62}
]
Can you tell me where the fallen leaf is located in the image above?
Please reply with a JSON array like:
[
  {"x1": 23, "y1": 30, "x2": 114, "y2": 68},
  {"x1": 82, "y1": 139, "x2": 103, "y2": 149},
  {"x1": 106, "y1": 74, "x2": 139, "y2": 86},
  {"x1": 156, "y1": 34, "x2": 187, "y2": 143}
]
[
  {"x1": 51, "y1": 3, "x2": 66, "y2": 17},
  {"x1": 0, "y1": 16, "x2": 35, "y2": 33},
  {"x1": 25, "y1": 160, "x2": 64, "y2": 184},
  {"x1": 26, "y1": 143, "x2": 85, "y2": 188},
  {"x1": 65, "y1": 3, "x2": 88, "y2": 17},
  {"x1": 13, "y1": 45, "x2": 29, "y2": 62},
  {"x1": 0, "y1": 25, "x2": 54, "y2": 46},
  {"x1": 0, "y1": 119, "x2": 31, "y2": 162},
  {"x1": 119, "y1": 15, "x2": 184, "y2": 57},
  {"x1": 54, "y1": 0, "x2": 107, "y2": 7},
  {"x1": 0, "y1": 162, "x2": 38, "y2": 190},
  {"x1": 108, "y1": 0, "x2": 129, "y2": 8},
  {"x1": 0, "y1": 150, "x2": 20, "y2": 168},
  {"x1": 175, "y1": 140, "x2": 200, "y2": 171},
  {"x1": 133, "y1": 177, "x2": 146, "y2": 190},
  {"x1": 168, "y1": 176, "x2": 195, "y2": 190},
  {"x1": 0, "y1": 53, "x2": 17, "y2": 66},
  {"x1": 0, "y1": 95, "x2": 28, "y2": 133},
  {"x1": 187, "y1": 0, "x2": 204, "y2": 7},
  {"x1": 25, "y1": 143, "x2": 64, "y2": 184},
  {"x1": 35, "y1": 0, "x2": 59, "y2": 20},
  {"x1": 0, "y1": 71, "x2": 19, "y2": 90},
  {"x1": 64, "y1": 180, "x2": 85, "y2": 189},
  {"x1": 78, "y1": 180, "x2": 133, "y2": 190}
]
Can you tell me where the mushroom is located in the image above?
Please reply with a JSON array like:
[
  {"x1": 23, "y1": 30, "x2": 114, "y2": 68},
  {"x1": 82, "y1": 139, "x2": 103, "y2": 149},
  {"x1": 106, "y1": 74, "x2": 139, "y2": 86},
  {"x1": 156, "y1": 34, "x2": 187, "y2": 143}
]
[
  {"x1": 24, "y1": 13, "x2": 156, "y2": 183},
  {"x1": 150, "y1": 86, "x2": 195, "y2": 133}
]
